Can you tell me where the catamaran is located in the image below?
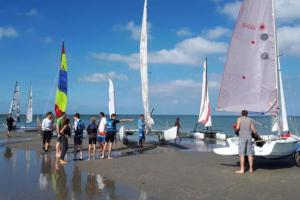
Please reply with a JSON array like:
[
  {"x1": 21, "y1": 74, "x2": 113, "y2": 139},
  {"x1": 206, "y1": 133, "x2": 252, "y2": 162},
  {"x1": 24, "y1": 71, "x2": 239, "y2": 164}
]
[
  {"x1": 193, "y1": 59, "x2": 227, "y2": 140},
  {"x1": 212, "y1": 0, "x2": 300, "y2": 165},
  {"x1": 119, "y1": 0, "x2": 177, "y2": 144}
]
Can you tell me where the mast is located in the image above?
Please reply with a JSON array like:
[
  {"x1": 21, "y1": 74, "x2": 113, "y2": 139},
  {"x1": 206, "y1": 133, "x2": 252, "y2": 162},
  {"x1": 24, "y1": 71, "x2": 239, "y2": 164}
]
[{"x1": 271, "y1": 0, "x2": 288, "y2": 133}]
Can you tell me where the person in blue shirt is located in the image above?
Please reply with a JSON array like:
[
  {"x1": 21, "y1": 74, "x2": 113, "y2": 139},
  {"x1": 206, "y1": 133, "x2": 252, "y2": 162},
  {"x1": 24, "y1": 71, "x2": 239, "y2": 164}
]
[
  {"x1": 101, "y1": 113, "x2": 132, "y2": 159},
  {"x1": 137, "y1": 115, "x2": 146, "y2": 148}
]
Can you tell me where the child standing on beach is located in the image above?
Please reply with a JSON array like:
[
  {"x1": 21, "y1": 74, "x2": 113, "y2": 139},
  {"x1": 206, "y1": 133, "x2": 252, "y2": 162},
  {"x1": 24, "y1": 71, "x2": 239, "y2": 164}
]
[
  {"x1": 101, "y1": 113, "x2": 132, "y2": 159},
  {"x1": 87, "y1": 117, "x2": 98, "y2": 160},
  {"x1": 73, "y1": 113, "x2": 85, "y2": 161},
  {"x1": 97, "y1": 112, "x2": 107, "y2": 158},
  {"x1": 59, "y1": 117, "x2": 71, "y2": 165},
  {"x1": 137, "y1": 114, "x2": 146, "y2": 148}
]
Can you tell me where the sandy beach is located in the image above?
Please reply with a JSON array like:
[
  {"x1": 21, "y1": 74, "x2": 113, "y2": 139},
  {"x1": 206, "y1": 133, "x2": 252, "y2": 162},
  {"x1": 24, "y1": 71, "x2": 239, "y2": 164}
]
[{"x1": 0, "y1": 130, "x2": 299, "y2": 200}]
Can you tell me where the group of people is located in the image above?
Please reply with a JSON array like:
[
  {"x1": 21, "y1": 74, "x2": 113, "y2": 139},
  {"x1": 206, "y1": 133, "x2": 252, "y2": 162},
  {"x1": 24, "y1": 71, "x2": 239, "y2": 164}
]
[{"x1": 41, "y1": 112, "x2": 134, "y2": 165}]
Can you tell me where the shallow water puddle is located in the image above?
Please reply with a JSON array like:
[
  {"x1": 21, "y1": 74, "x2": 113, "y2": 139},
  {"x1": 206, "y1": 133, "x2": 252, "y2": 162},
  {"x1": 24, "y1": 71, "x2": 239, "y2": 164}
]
[{"x1": 0, "y1": 147, "x2": 158, "y2": 200}]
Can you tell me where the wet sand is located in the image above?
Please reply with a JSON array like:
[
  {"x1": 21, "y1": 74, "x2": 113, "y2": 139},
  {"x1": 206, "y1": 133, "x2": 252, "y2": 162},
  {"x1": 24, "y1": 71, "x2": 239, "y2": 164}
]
[{"x1": 1, "y1": 131, "x2": 300, "y2": 200}]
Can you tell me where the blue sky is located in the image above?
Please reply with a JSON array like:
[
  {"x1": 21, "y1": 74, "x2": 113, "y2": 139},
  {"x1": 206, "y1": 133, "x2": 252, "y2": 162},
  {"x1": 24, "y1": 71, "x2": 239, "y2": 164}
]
[{"x1": 1, "y1": 0, "x2": 300, "y2": 115}]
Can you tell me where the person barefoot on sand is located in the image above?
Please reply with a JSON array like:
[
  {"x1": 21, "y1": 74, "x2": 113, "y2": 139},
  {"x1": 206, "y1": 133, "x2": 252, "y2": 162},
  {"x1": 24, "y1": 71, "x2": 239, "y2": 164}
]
[
  {"x1": 97, "y1": 112, "x2": 107, "y2": 158},
  {"x1": 59, "y1": 117, "x2": 71, "y2": 165},
  {"x1": 41, "y1": 112, "x2": 53, "y2": 152},
  {"x1": 101, "y1": 113, "x2": 132, "y2": 159},
  {"x1": 235, "y1": 110, "x2": 256, "y2": 174},
  {"x1": 56, "y1": 114, "x2": 66, "y2": 157},
  {"x1": 6, "y1": 114, "x2": 14, "y2": 138},
  {"x1": 87, "y1": 117, "x2": 98, "y2": 160}
]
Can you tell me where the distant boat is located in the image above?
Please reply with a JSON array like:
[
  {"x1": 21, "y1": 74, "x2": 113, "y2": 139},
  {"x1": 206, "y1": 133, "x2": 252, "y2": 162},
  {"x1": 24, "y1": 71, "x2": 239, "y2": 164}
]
[
  {"x1": 21, "y1": 84, "x2": 37, "y2": 132},
  {"x1": 213, "y1": 0, "x2": 300, "y2": 162},
  {"x1": 108, "y1": 78, "x2": 116, "y2": 117},
  {"x1": 119, "y1": 0, "x2": 177, "y2": 144},
  {"x1": 193, "y1": 59, "x2": 227, "y2": 140},
  {"x1": 8, "y1": 81, "x2": 20, "y2": 129}
]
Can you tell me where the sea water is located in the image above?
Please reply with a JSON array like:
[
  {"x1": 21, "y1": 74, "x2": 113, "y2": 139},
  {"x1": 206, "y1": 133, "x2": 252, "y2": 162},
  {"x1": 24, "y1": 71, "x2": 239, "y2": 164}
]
[{"x1": 1, "y1": 114, "x2": 300, "y2": 136}]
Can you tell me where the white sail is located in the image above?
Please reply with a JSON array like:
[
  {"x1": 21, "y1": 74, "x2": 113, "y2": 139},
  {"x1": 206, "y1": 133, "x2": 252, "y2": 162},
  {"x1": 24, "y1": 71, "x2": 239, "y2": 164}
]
[
  {"x1": 217, "y1": 0, "x2": 278, "y2": 115},
  {"x1": 26, "y1": 84, "x2": 33, "y2": 124},
  {"x1": 272, "y1": 58, "x2": 289, "y2": 132},
  {"x1": 140, "y1": 0, "x2": 152, "y2": 129},
  {"x1": 108, "y1": 78, "x2": 116, "y2": 116},
  {"x1": 278, "y1": 66, "x2": 288, "y2": 132},
  {"x1": 198, "y1": 59, "x2": 212, "y2": 127},
  {"x1": 10, "y1": 81, "x2": 21, "y2": 122}
]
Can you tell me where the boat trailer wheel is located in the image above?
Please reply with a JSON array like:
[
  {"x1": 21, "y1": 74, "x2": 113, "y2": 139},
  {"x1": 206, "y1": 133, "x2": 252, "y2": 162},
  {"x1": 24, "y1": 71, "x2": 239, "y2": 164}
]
[{"x1": 294, "y1": 152, "x2": 300, "y2": 167}]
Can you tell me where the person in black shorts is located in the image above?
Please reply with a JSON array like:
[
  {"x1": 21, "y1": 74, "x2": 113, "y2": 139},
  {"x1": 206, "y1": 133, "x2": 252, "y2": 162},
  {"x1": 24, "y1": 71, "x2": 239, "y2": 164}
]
[
  {"x1": 6, "y1": 114, "x2": 15, "y2": 138},
  {"x1": 41, "y1": 112, "x2": 53, "y2": 152},
  {"x1": 73, "y1": 113, "x2": 85, "y2": 161},
  {"x1": 87, "y1": 117, "x2": 98, "y2": 160},
  {"x1": 101, "y1": 113, "x2": 132, "y2": 159}
]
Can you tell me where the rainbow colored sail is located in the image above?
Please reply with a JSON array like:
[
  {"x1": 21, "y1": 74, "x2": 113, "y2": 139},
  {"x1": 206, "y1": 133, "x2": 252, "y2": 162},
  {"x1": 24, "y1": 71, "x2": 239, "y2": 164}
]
[{"x1": 54, "y1": 42, "x2": 68, "y2": 118}]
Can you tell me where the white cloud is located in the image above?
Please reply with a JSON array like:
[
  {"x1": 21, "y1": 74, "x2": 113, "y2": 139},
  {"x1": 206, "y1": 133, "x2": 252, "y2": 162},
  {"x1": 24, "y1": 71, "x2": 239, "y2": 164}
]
[
  {"x1": 79, "y1": 71, "x2": 128, "y2": 83},
  {"x1": 0, "y1": 27, "x2": 18, "y2": 39},
  {"x1": 176, "y1": 27, "x2": 193, "y2": 37},
  {"x1": 278, "y1": 25, "x2": 300, "y2": 56},
  {"x1": 276, "y1": 0, "x2": 300, "y2": 22},
  {"x1": 90, "y1": 36, "x2": 227, "y2": 69},
  {"x1": 218, "y1": 0, "x2": 300, "y2": 22},
  {"x1": 44, "y1": 36, "x2": 53, "y2": 44},
  {"x1": 151, "y1": 78, "x2": 220, "y2": 96},
  {"x1": 113, "y1": 21, "x2": 141, "y2": 40},
  {"x1": 204, "y1": 26, "x2": 231, "y2": 39},
  {"x1": 219, "y1": 0, "x2": 241, "y2": 19},
  {"x1": 26, "y1": 8, "x2": 39, "y2": 16}
]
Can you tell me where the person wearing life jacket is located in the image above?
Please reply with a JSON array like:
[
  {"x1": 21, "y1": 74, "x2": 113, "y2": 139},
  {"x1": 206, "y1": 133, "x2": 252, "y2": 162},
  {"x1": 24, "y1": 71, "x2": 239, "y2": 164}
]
[
  {"x1": 101, "y1": 113, "x2": 133, "y2": 159},
  {"x1": 73, "y1": 113, "x2": 85, "y2": 161}
]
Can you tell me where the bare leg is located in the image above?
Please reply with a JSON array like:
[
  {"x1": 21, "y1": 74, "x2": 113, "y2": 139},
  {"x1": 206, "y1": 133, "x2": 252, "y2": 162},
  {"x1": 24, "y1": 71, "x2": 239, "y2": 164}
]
[
  {"x1": 93, "y1": 144, "x2": 96, "y2": 159},
  {"x1": 236, "y1": 155, "x2": 245, "y2": 174},
  {"x1": 79, "y1": 145, "x2": 83, "y2": 160},
  {"x1": 248, "y1": 155, "x2": 254, "y2": 173},
  {"x1": 101, "y1": 142, "x2": 107, "y2": 159},
  {"x1": 108, "y1": 142, "x2": 113, "y2": 159},
  {"x1": 88, "y1": 144, "x2": 91, "y2": 160},
  {"x1": 56, "y1": 142, "x2": 61, "y2": 157}
]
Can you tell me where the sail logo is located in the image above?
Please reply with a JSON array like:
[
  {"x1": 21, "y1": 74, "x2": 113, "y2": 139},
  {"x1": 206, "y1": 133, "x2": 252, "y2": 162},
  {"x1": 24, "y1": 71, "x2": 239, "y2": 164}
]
[{"x1": 242, "y1": 22, "x2": 255, "y2": 30}]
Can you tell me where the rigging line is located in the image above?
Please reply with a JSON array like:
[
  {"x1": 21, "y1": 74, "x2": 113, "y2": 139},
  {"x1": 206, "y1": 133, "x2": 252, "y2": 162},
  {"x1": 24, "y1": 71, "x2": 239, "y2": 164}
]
[{"x1": 249, "y1": 118, "x2": 269, "y2": 130}]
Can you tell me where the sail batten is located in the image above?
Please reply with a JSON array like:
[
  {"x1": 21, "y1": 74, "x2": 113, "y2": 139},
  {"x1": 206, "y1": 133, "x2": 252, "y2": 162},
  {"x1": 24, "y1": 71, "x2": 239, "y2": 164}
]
[
  {"x1": 217, "y1": 0, "x2": 278, "y2": 115},
  {"x1": 108, "y1": 78, "x2": 116, "y2": 117},
  {"x1": 140, "y1": 0, "x2": 152, "y2": 129}
]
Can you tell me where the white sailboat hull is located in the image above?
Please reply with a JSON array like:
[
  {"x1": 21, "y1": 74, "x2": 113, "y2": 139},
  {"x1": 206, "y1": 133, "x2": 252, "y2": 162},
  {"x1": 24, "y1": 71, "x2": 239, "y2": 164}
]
[
  {"x1": 193, "y1": 132, "x2": 227, "y2": 141},
  {"x1": 213, "y1": 136, "x2": 299, "y2": 158}
]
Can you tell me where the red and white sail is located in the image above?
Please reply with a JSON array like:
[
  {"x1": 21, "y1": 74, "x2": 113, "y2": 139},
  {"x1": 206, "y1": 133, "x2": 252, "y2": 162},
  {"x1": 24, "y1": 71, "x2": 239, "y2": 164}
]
[
  {"x1": 217, "y1": 0, "x2": 278, "y2": 115},
  {"x1": 198, "y1": 59, "x2": 212, "y2": 127}
]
